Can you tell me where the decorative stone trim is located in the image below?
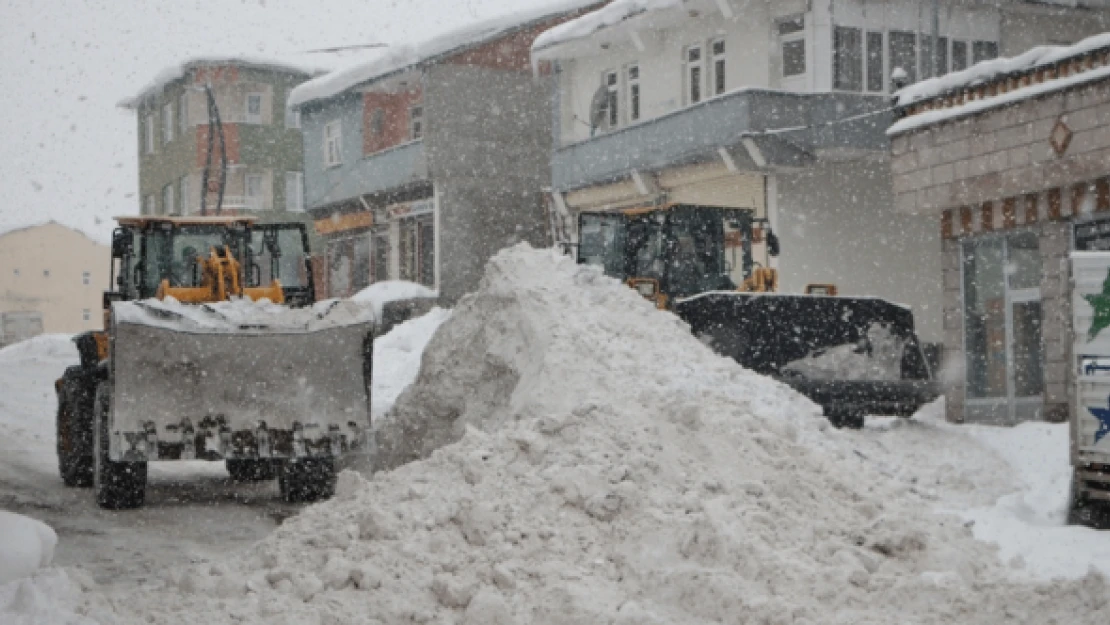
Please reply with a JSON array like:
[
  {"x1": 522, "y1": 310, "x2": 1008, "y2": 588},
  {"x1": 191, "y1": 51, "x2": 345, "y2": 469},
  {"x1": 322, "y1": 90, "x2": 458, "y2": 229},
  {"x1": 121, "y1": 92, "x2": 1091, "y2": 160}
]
[{"x1": 941, "y1": 177, "x2": 1110, "y2": 239}]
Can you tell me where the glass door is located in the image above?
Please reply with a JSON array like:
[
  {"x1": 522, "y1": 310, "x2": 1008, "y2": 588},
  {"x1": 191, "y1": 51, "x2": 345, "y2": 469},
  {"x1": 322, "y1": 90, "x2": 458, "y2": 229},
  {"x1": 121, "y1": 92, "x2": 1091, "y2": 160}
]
[{"x1": 963, "y1": 232, "x2": 1044, "y2": 423}]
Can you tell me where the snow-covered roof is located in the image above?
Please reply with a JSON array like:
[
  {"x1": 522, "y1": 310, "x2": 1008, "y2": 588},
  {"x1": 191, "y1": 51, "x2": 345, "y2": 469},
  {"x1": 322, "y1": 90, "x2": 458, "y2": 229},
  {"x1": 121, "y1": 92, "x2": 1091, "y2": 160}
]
[
  {"x1": 289, "y1": 0, "x2": 602, "y2": 109},
  {"x1": 119, "y1": 55, "x2": 332, "y2": 109},
  {"x1": 532, "y1": 0, "x2": 679, "y2": 54},
  {"x1": 890, "y1": 32, "x2": 1110, "y2": 135}
]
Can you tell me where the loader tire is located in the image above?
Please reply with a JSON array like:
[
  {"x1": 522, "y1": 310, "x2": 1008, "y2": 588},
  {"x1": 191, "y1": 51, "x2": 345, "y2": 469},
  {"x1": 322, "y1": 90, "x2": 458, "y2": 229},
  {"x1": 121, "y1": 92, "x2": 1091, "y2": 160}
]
[
  {"x1": 826, "y1": 409, "x2": 865, "y2": 430},
  {"x1": 93, "y1": 382, "x2": 147, "y2": 510},
  {"x1": 57, "y1": 366, "x2": 95, "y2": 487},
  {"x1": 226, "y1": 459, "x2": 276, "y2": 482},
  {"x1": 1067, "y1": 470, "x2": 1110, "y2": 530},
  {"x1": 278, "y1": 458, "x2": 336, "y2": 503}
]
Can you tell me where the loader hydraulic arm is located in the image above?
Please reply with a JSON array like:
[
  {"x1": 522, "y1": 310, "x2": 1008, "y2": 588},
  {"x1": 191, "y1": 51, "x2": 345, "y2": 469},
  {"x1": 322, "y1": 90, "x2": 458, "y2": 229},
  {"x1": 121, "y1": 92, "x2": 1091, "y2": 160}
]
[{"x1": 156, "y1": 246, "x2": 284, "y2": 304}]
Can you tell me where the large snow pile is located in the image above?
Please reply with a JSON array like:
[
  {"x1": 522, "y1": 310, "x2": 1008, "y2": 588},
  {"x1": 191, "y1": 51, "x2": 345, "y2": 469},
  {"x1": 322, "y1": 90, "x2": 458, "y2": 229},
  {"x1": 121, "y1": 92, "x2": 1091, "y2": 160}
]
[
  {"x1": 0, "y1": 569, "x2": 95, "y2": 625},
  {"x1": 0, "y1": 511, "x2": 57, "y2": 585},
  {"x1": 86, "y1": 246, "x2": 1110, "y2": 624}
]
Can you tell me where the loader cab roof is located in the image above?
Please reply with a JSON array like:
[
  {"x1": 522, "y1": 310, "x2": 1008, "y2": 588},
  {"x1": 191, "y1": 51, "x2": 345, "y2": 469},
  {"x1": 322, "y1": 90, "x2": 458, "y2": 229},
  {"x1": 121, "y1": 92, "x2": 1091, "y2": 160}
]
[{"x1": 114, "y1": 215, "x2": 259, "y2": 229}]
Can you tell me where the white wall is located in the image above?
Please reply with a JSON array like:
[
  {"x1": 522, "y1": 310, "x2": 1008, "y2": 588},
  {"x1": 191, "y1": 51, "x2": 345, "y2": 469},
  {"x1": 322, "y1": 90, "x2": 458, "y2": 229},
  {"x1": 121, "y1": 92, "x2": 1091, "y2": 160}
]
[{"x1": 775, "y1": 160, "x2": 943, "y2": 342}]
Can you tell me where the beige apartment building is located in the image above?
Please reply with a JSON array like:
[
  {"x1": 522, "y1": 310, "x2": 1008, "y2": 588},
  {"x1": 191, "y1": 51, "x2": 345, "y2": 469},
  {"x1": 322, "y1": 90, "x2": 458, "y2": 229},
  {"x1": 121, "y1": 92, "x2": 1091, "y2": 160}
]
[{"x1": 0, "y1": 223, "x2": 109, "y2": 344}]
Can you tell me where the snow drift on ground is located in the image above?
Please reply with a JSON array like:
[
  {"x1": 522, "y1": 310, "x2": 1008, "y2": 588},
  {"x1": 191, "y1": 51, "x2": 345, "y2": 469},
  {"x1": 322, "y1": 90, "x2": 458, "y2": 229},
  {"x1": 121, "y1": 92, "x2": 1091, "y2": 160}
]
[
  {"x1": 352, "y1": 281, "x2": 439, "y2": 318},
  {"x1": 0, "y1": 510, "x2": 57, "y2": 585},
  {"x1": 79, "y1": 245, "x2": 1110, "y2": 625}
]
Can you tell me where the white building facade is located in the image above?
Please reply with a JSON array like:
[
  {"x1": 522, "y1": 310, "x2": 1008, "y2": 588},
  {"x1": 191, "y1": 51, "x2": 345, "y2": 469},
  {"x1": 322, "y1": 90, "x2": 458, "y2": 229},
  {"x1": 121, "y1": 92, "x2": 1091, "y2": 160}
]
[{"x1": 534, "y1": 0, "x2": 1110, "y2": 344}]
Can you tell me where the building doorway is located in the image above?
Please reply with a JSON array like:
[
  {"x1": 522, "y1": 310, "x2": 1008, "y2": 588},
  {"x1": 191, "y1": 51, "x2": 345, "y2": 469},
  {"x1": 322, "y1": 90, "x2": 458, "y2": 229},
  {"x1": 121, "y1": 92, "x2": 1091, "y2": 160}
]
[{"x1": 962, "y1": 231, "x2": 1044, "y2": 423}]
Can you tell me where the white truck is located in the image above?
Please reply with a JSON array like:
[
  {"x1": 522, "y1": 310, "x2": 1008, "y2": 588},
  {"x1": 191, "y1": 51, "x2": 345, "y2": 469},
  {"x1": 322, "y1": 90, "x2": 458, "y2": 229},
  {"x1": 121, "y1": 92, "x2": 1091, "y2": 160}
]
[{"x1": 1068, "y1": 252, "x2": 1110, "y2": 528}]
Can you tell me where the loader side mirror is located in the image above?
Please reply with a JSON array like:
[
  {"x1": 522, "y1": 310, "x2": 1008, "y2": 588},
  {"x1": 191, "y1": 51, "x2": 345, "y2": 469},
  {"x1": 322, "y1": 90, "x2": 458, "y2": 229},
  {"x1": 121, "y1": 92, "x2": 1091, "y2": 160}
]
[
  {"x1": 766, "y1": 230, "x2": 780, "y2": 257},
  {"x1": 112, "y1": 230, "x2": 133, "y2": 259}
]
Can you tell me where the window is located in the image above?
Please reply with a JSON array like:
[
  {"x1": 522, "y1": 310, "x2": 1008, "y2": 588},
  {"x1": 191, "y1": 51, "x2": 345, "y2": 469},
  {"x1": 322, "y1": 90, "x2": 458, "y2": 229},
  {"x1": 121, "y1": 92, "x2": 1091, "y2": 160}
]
[
  {"x1": 245, "y1": 93, "x2": 263, "y2": 123},
  {"x1": 144, "y1": 114, "x2": 155, "y2": 154},
  {"x1": 833, "y1": 26, "x2": 863, "y2": 91},
  {"x1": 711, "y1": 39, "x2": 726, "y2": 96},
  {"x1": 163, "y1": 183, "x2": 175, "y2": 215},
  {"x1": 178, "y1": 92, "x2": 189, "y2": 134},
  {"x1": 685, "y1": 45, "x2": 703, "y2": 104},
  {"x1": 82, "y1": 271, "x2": 90, "y2": 285},
  {"x1": 973, "y1": 41, "x2": 999, "y2": 64},
  {"x1": 43, "y1": 269, "x2": 50, "y2": 277},
  {"x1": 12, "y1": 268, "x2": 19, "y2": 277},
  {"x1": 179, "y1": 176, "x2": 189, "y2": 215},
  {"x1": 285, "y1": 172, "x2": 304, "y2": 212},
  {"x1": 952, "y1": 40, "x2": 969, "y2": 72},
  {"x1": 889, "y1": 31, "x2": 917, "y2": 89},
  {"x1": 369, "y1": 108, "x2": 385, "y2": 136},
  {"x1": 778, "y1": 15, "x2": 806, "y2": 78},
  {"x1": 284, "y1": 88, "x2": 300, "y2": 129},
  {"x1": 162, "y1": 102, "x2": 174, "y2": 143},
  {"x1": 921, "y1": 36, "x2": 949, "y2": 79},
  {"x1": 144, "y1": 194, "x2": 155, "y2": 215},
  {"x1": 604, "y1": 70, "x2": 618, "y2": 126},
  {"x1": 372, "y1": 233, "x2": 390, "y2": 282},
  {"x1": 324, "y1": 120, "x2": 342, "y2": 167},
  {"x1": 82, "y1": 309, "x2": 91, "y2": 322},
  {"x1": 246, "y1": 174, "x2": 264, "y2": 199},
  {"x1": 410, "y1": 105, "x2": 424, "y2": 140},
  {"x1": 626, "y1": 65, "x2": 641, "y2": 122},
  {"x1": 866, "y1": 31, "x2": 884, "y2": 92}
]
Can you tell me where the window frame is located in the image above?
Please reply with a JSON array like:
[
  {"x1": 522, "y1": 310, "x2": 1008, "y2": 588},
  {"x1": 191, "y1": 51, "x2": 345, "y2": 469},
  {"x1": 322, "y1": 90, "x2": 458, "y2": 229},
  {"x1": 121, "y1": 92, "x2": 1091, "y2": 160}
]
[
  {"x1": 684, "y1": 44, "x2": 704, "y2": 105},
  {"x1": 710, "y1": 38, "x2": 726, "y2": 97},
  {"x1": 603, "y1": 70, "x2": 619, "y2": 127},
  {"x1": 777, "y1": 15, "x2": 807, "y2": 79},
  {"x1": 888, "y1": 30, "x2": 918, "y2": 90},
  {"x1": 82, "y1": 271, "x2": 91, "y2": 286},
  {"x1": 324, "y1": 120, "x2": 343, "y2": 168},
  {"x1": 626, "y1": 64, "x2": 641, "y2": 123},
  {"x1": 285, "y1": 171, "x2": 304, "y2": 212},
  {"x1": 284, "y1": 88, "x2": 300, "y2": 129},
  {"x1": 972, "y1": 40, "x2": 999, "y2": 64},
  {"x1": 178, "y1": 91, "x2": 189, "y2": 134},
  {"x1": 245, "y1": 174, "x2": 265, "y2": 200},
  {"x1": 865, "y1": 31, "x2": 885, "y2": 93},
  {"x1": 833, "y1": 25, "x2": 864, "y2": 92},
  {"x1": 144, "y1": 114, "x2": 156, "y2": 154},
  {"x1": 245, "y1": 92, "x2": 264, "y2": 124},
  {"x1": 144, "y1": 193, "x2": 156, "y2": 216},
  {"x1": 409, "y1": 105, "x2": 424, "y2": 141},
  {"x1": 951, "y1": 39, "x2": 969, "y2": 72},
  {"x1": 162, "y1": 102, "x2": 174, "y2": 143},
  {"x1": 162, "y1": 183, "x2": 175, "y2": 216}
]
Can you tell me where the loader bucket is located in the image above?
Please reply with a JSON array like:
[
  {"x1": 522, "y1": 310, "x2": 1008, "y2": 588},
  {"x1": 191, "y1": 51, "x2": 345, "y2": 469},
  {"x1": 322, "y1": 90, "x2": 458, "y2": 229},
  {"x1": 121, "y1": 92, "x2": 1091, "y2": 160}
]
[
  {"x1": 107, "y1": 299, "x2": 375, "y2": 460},
  {"x1": 674, "y1": 292, "x2": 931, "y2": 380}
]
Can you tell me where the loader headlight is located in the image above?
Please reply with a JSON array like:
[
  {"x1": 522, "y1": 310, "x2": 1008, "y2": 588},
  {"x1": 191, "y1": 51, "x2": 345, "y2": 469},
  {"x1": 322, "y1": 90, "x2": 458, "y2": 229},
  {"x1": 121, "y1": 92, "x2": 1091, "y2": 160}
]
[{"x1": 635, "y1": 281, "x2": 657, "y2": 297}]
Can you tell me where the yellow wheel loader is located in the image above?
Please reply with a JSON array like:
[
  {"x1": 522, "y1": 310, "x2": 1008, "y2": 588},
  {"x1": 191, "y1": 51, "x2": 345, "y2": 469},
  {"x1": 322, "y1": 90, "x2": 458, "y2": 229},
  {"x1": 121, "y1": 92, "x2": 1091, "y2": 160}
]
[
  {"x1": 55, "y1": 216, "x2": 376, "y2": 509},
  {"x1": 576, "y1": 204, "x2": 937, "y2": 428}
]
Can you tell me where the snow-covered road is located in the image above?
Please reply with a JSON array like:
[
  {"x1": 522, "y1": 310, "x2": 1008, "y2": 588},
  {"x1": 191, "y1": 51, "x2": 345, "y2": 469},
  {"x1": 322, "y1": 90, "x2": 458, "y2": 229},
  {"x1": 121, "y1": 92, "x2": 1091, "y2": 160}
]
[{"x1": 1, "y1": 277, "x2": 1108, "y2": 622}]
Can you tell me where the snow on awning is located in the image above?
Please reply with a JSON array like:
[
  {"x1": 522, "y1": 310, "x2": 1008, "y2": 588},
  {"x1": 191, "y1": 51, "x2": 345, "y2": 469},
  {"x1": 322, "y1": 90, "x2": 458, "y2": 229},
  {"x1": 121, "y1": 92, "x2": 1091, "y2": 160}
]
[
  {"x1": 890, "y1": 32, "x2": 1110, "y2": 136},
  {"x1": 288, "y1": 0, "x2": 603, "y2": 110},
  {"x1": 118, "y1": 55, "x2": 334, "y2": 109}
]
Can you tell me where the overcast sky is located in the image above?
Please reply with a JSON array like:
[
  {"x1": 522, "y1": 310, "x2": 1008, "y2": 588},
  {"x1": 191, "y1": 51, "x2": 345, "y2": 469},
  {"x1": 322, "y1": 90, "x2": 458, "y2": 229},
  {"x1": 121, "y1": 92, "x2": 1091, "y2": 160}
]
[{"x1": 0, "y1": 0, "x2": 556, "y2": 242}]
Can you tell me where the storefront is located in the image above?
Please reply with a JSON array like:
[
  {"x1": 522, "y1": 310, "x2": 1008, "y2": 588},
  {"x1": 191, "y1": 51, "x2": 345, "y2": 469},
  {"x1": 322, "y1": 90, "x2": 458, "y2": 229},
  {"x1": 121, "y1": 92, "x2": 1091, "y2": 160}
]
[{"x1": 888, "y1": 39, "x2": 1110, "y2": 424}]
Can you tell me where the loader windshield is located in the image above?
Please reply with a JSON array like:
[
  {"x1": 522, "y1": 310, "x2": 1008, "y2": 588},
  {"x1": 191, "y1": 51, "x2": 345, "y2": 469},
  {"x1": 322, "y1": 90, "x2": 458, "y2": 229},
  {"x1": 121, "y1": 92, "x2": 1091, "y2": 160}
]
[
  {"x1": 138, "y1": 225, "x2": 248, "y2": 296},
  {"x1": 578, "y1": 205, "x2": 754, "y2": 300}
]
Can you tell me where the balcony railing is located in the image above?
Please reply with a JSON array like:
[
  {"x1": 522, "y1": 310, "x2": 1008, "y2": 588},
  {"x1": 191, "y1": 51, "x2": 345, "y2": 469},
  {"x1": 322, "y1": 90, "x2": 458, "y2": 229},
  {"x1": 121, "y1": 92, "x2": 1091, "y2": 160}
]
[
  {"x1": 552, "y1": 89, "x2": 892, "y2": 191},
  {"x1": 307, "y1": 140, "x2": 428, "y2": 211}
]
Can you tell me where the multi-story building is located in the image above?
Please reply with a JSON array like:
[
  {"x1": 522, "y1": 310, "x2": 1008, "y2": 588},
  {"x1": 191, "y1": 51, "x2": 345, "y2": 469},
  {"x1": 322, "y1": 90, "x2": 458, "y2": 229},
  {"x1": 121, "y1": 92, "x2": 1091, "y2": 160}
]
[
  {"x1": 0, "y1": 223, "x2": 109, "y2": 344},
  {"x1": 120, "y1": 57, "x2": 322, "y2": 249},
  {"x1": 532, "y1": 0, "x2": 1110, "y2": 344},
  {"x1": 292, "y1": 2, "x2": 604, "y2": 301}
]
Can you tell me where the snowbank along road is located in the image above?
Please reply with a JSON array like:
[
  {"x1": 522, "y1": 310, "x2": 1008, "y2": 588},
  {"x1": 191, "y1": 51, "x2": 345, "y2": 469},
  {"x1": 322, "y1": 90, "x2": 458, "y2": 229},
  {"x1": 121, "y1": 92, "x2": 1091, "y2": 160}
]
[{"x1": 2, "y1": 245, "x2": 1110, "y2": 624}]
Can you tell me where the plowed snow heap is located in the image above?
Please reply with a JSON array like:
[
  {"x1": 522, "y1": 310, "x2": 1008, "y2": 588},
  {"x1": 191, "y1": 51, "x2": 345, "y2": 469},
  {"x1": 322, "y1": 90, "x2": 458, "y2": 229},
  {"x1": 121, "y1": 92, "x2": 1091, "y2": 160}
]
[{"x1": 97, "y1": 246, "x2": 1108, "y2": 625}]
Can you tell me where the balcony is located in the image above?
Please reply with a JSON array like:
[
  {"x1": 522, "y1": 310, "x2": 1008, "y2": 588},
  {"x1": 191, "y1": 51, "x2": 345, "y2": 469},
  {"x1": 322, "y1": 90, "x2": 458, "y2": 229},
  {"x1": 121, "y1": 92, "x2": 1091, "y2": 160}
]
[
  {"x1": 552, "y1": 89, "x2": 892, "y2": 191},
  {"x1": 306, "y1": 140, "x2": 428, "y2": 211}
]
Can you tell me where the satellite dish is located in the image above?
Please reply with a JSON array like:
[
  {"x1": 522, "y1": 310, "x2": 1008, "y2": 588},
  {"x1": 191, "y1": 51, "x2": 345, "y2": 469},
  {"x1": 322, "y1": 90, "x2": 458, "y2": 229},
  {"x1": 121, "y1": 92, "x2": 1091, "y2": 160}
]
[{"x1": 589, "y1": 83, "x2": 609, "y2": 133}]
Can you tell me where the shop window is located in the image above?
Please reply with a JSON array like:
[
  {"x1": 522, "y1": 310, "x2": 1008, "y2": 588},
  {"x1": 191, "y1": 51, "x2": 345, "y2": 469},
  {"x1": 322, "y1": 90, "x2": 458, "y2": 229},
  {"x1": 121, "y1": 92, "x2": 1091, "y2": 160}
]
[{"x1": 399, "y1": 216, "x2": 434, "y2": 288}]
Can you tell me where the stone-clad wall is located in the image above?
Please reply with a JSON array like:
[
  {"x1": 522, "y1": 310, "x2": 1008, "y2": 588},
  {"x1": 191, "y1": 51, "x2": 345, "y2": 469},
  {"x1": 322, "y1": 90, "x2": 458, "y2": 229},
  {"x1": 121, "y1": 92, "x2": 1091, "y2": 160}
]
[
  {"x1": 891, "y1": 78, "x2": 1110, "y2": 216},
  {"x1": 891, "y1": 74, "x2": 1110, "y2": 424}
]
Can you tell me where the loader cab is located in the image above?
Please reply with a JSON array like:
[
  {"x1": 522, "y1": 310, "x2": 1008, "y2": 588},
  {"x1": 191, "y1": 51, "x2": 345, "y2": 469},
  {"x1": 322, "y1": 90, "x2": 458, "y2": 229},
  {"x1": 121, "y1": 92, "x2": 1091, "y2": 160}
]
[
  {"x1": 578, "y1": 204, "x2": 760, "y2": 305},
  {"x1": 107, "y1": 216, "x2": 315, "y2": 307}
]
